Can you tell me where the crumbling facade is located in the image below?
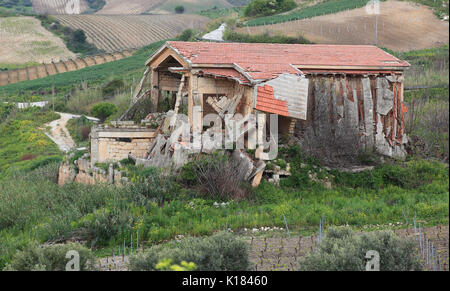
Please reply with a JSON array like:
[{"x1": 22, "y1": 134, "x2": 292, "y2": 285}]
[
  {"x1": 90, "y1": 121, "x2": 157, "y2": 165},
  {"x1": 125, "y1": 41, "x2": 410, "y2": 161}
]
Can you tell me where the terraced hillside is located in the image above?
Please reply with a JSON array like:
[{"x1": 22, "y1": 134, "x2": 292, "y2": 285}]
[
  {"x1": 236, "y1": 0, "x2": 449, "y2": 51},
  {"x1": 150, "y1": 0, "x2": 233, "y2": 14},
  {"x1": 0, "y1": 49, "x2": 134, "y2": 87},
  {"x1": 31, "y1": 0, "x2": 89, "y2": 14},
  {"x1": 0, "y1": 16, "x2": 75, "y2": 65},
  {"x1": 54, "y1": 14, "x2": 208, "y2": 52},
  {"x1": 96, "y1": 0, "x2": 164, "y2": 14}
]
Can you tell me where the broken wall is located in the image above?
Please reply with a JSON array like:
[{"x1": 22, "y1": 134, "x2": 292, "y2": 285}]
[
  {"x1": 193, "y1": 75, "x2": 253, "y2": 118},
  {"x1": 90, "y1": 125, "x2": 156, "y2": 165},
  {"x1": 294, "y1": 74, "x2": 407, "y2": 160}
]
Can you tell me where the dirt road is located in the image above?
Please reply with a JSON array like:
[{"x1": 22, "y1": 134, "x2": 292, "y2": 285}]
[{"x1": 45, "y1": 112, "x2": 99, "y2": 153}]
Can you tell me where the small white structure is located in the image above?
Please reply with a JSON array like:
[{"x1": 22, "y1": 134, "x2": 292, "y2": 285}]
[{"x1": 202, "y1": 23, "x2": 226, "y2": 42}]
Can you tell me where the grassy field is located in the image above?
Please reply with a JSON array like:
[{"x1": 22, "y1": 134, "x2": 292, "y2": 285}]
[
  {"x1": 0, "y1": 105, "x2": 61, "y2": 173},
  {"x1": 0, "y1": 41, "x2": 165, "y2": 100},
  {"x1": 0, "y1": 0, "x2": 34, "y2": 14},
  {"x1": 0, "y1": 149, "x2": 447, "y2": 269},
  {"x1": 0, "y1": 16, "x2": 76, "y2": 65}
]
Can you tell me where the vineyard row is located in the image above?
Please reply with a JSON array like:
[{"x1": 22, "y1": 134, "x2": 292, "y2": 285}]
[{"x1": 0, "y1": 49, "x2": 135, "y2": 87}]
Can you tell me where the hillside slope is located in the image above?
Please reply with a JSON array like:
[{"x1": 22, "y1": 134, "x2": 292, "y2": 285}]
[
  {"x1": 96, "y1": 0, "x2": 164, "y2": 14},
  {"x1": 31, "y1": 0, "x2": 90, "y2": 14},
  {"x1": 150, "y1": 0, "x2": 233, "y2": 14},
  {"x1": 0, "y1": 16, "x2": 75, "y2": 65},
  {"x1": 54, "y1": 14, "x2": 208, "y2": 52},
  {"x1": 236, "y1": 0, "x2": 449, "y2": 51}
]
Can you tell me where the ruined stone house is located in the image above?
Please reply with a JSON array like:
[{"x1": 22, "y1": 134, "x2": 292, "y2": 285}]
[{"x1": 91, "y1": 41, "x2": 410, "y2": 164}]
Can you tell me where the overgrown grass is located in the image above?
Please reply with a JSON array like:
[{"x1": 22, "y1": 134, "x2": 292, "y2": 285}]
[
  {"x1": 389, "y1": 45, "x2": 450, "y2": 160},
  {"x1": 0, "y1": 106, "x2": 61, "y2": 173},
  {"x1": 66, "y1": 116, "x2": 94, "y2": 147},
  {"x1": 0, "y1": 156, "x2": 447, "y2": 269},
  {"x1": 224, "y1": 30, "x2": 311, "y2": 43}
]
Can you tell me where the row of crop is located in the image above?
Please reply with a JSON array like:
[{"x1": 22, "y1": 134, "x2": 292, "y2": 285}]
[
  {"x1": 0, "y1": 49, "x2": 135, "y2": 88},
  {"x1": 0, "y1": 41, "x2": 164, "y2": 98},
  {"x1": 31, "y1": 0, "x2": 89, "y2": 14},
  {"x1": 54, "y1": 15, "x2": 208, "y2": 52},
  {"x1": 244, "y1": 0, "x2": 375, "y2": 26}
]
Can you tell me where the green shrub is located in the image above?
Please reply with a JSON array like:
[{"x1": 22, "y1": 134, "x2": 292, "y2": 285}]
[
  {"x1": 129, "y1": 232, "x2": 252, "y2": 271},
  {"x1": 175, "y1": 5, "x2": 185, "y2": 14},
  {"x1": 179, "y1": 29, "x2": 193, "y2": 41},
  {"x1": 4, "y1": 242, "x2": 96, "y2": 271},
  {"x1": 67, "y1": 116, "x2": 94, "y2": 144},
  {"x1": 179, "y1": 153, "x2": 252, "y2": 200},
  {"x1": 224, "y1": 31, "x2": 310, "y2": 44},
  {"x1": 299, "y1": 227, "x2": 422, "y2": 271},
  {"x1": 101, "y1": 79, "x2": 125, "y2": 97},
  {"x1": 90, "y1": 102, "x2": 118, "y2": 122},
  {"x1": 244, "y1": 0, "x2": 297, "y2": 17}
]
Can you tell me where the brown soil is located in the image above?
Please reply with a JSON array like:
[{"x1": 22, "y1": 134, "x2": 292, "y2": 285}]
[
  {"x1": 246, "y1": 225, "x2": 449, "y2": 271},
  {"x1": 235, "y1": 0, "x2": 449, "y2": 52}
]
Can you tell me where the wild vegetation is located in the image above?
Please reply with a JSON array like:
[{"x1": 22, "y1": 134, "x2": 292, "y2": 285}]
[
  {"x1": 0, "y1": 146, "x2": 447, "y2": 269},
  {"x1": 224, "y1": 30, "x2": 311, "y2": 43},
  {"x1": 129, "y1": 232, "x2": 252, "y2": 271},
  {"x1": 244, "y1": 0, "x2": 373, "y2": 26},
  {"x1": 298, "y1": 227, "x2": 422, "y2": 271},
  {"x1": 37, "y1": 15, "x2": 102, "y2": 56},
  {"x1": 0, "y1": 105, "x2": 61, "y2": 173},
  {"x1": 0, "y1": 0, "x2": 33, "y2": 14},
  {"x1": 243, "y1": 0, "x2": 297, "y2": 17},
  {"x1": 394, "y1": 45, "x2": 449, "y2": 160}
]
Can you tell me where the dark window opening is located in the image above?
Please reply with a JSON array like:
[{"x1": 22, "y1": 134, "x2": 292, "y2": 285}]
[{"x1": 117, "y1": 138, "x2": 132, "y2": 143}]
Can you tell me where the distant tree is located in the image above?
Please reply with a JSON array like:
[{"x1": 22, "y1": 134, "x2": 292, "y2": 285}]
[
  {"x1": 179, "y1": 29, "x2": 193, "y2": 41},
  {"x1": 175, "y1": 5, "x2": 185, "y2": 14},
  {"x1": 72, "y1": 29, "x2": 87, "y2": 43}
]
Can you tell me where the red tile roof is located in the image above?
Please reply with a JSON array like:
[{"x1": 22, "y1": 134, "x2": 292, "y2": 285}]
[
  {"x1": 166, "y1": 41, "x2": 409, "y2": 81},
  {"x1": 199, "y1": 68, "x2": 250, "y2": 85},
  {"x1": 255, "y1": 85, "x2": 289, "y2": 117}
]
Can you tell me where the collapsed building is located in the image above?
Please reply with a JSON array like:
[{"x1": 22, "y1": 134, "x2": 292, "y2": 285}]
[{"x1": 74, "y1": 41, "x2": 410, "y2": 186}]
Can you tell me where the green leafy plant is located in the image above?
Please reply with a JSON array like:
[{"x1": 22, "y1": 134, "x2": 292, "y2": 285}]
[
  {"x1": 155, "y1": 258, "x2": 197, "y2": 271},
  {"x1": 244, "y1": 0, "x2": 297, "y2": 17},
  {"x1": 4, "y1": 242, "x2": 96, "y2": 271},
  {"x1": 299, "y1": 227, "x2": 422, "y2": 271},
  {"x1": 90, "y1": 102, "x2": 118, "y2": 122},
  {"x1": 175, "y1": 5, "x2": 185, "y2": 14},
  {"x1": 129, "y1": 232, "x2": 252, "y2": 271}
]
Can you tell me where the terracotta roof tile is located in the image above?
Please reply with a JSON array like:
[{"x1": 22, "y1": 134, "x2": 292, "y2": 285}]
[{"x1": 167, "y1": 41, "x2": 409, "y2": 81}]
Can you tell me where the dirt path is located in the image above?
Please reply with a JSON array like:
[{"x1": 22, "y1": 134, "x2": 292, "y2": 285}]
[{"x1": 45, "y1": 112, "x2": 99, "y2": 153}]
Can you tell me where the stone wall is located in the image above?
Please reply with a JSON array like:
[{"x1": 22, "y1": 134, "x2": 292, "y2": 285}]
[{"x1": 91, "y1": 124, "x2": 156, "y2": 165}]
